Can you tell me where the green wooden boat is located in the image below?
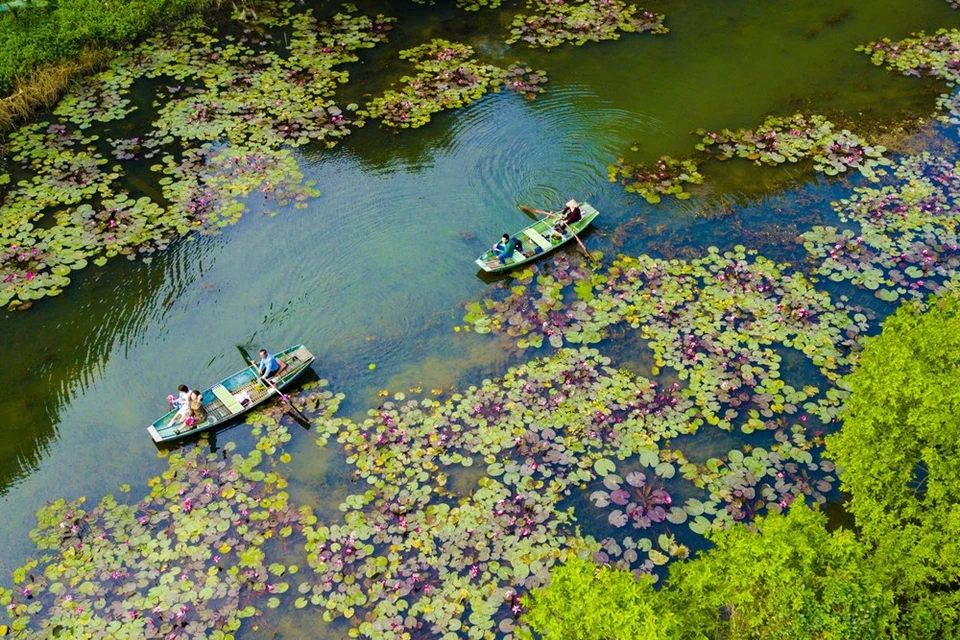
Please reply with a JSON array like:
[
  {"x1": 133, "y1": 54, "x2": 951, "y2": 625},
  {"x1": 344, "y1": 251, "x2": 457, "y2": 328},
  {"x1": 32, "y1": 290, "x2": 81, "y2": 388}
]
[
  {"x1": 147, "y1": 344, "x2": 315, "y2": 443},
  {"x1": 475, "y1": 201, "x2": 599, "y2": 273}
]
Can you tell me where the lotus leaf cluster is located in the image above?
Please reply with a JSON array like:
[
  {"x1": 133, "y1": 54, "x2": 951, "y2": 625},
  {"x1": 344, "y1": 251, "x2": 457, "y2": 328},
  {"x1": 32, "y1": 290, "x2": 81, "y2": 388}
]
[
  {"x1": 802, "y1": 153, "x2": 960, "y2": 302},
  {"x1": 507, "y1": 0, "x2": 668, "y2": 49},
  {"x1": 694, "y1": 113, "x2": 890, "y2": 181},
  {"x1": 153, "y1": 146, "x2": 320, "y2": 229},
  {"x1": 0, "y1": 384, "x2": 337, "y2": 638},
  {"x1": 296, "y1": 346, "x2": 717, "y2": 637},
  {"x1": 291, "y1": 342, "x2": 836, "y2": 638},
  {"x1": 938, "y1": 90, "x2": 960, "y2": 128},
  {"x1": 0, "y1": 344, "x2": 847, "y2": 638},
  {"x1": 0, "y1": 124, "x2": 162, "y2": 309},
  {"x1": 672, "y1": 439, "x2": 835, "y2": 533},
  {"x1": 463, "y1": 255, "x2": 595, "y2": 349},
  {"x1": 365, "y1": 40, "x2": 548, "y2": 129},
  {"x1": 467, "y1": 248, "x2": 866, "y2": 431},
  {"x1": 590, "y1": 469, "x2": 672, "y2": 529},
  {"x1": 0, "y1": 3, "x2": 396, "y2": 309},
  {"x1": 859, "y1": 29, "x2": 960, "y2": 85},
  {"x1": 608, "y1": 155, "x2": 704, "y2": 203},
  {"x1": 502, "y1": 64, "x2": 550, "y2": 97},
  {"x1": 406, "y1": 0, "x2": 505, "y2": 10},
  {"x1": 0, "y1": 381, "x2": 344, "y2": 638},
  {"x1": 612, "y1": 114, "x2": 889, "y2": 204},
  {"x1": 456, "y1": 0, "x2": 505, "y2": 11}
]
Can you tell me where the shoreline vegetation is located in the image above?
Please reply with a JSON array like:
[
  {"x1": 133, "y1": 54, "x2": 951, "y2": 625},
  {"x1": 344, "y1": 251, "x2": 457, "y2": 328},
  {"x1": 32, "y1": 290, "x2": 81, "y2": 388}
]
[{"x1": 0, "y1": 0, "x2": 222, "y2": 132}]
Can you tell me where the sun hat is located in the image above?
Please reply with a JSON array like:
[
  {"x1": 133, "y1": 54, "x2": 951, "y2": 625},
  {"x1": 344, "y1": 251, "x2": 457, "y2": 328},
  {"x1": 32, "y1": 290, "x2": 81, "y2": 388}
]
[{"x1": 565, "y1": 199, "x2": 578, "y2": 208}]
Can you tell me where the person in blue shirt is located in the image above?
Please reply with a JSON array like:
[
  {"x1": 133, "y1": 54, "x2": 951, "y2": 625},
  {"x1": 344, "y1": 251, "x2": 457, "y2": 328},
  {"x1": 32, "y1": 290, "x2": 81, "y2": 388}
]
[{"x1": 257, "y1": 349, "x2": 288, "y2": 380}]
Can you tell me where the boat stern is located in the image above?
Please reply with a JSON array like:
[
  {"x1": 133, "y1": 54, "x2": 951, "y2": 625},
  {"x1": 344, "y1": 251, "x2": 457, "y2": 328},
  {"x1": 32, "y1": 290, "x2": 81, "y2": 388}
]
[
  {"x1": 147, "y1": 425, "x2": 163, "y2": 443},
  {"x1": 476, "y1": 258, "x2": 494, "y2": 272}
]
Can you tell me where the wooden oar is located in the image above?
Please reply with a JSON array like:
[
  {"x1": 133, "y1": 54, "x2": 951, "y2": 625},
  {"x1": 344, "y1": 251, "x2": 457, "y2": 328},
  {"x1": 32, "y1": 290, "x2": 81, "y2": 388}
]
[
  {"x1": 518, "y1": 204, "x2": 595, "y2": 263},
  {"x1": 519, "y1": 204, "x2": 560, "y2": 219},
  {"x1": 238, "y1": 346, "x2": 307, "y2": 420}
]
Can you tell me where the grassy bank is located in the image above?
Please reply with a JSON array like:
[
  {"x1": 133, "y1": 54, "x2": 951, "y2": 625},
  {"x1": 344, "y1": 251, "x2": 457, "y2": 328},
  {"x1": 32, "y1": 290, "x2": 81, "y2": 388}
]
[{"x1": 0, "y1": 0, "x2": 220, "y2": 130}]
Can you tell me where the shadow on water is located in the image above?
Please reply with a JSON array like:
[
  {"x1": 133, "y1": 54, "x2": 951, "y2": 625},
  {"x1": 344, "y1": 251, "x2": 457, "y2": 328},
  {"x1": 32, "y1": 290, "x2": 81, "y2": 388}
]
[{"x1": 0, "y1": 234, "x2": 221, "y2": 493}]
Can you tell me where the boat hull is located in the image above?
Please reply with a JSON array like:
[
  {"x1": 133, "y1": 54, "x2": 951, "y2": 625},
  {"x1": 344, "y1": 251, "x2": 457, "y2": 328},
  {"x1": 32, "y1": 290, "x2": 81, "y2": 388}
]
[
  {"x1": 147, "y1": 344, "x2": 314, "y2": 443},
  {"x1": 476, "y1": 202, "x2": 599, "y2": 273}
]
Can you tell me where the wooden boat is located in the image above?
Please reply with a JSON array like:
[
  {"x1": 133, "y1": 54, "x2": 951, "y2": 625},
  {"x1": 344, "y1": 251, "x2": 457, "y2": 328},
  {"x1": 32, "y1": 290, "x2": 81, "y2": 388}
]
[
  {"x1": 475, "y1": 201, "x2": 599, "y2": 273},
  {"x1": 147, "y1": 344, "x2": 315, "y2": 443}
]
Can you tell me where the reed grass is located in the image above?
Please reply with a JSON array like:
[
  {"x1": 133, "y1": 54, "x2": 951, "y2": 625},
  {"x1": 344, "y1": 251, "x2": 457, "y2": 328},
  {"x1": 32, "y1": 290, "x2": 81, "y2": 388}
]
[
  {"x1": 0, "y1": 46, "x2": 112, "y2": 133},
  {"x1": 0, "y1": 0, "x2": 223, "y2": 132}
]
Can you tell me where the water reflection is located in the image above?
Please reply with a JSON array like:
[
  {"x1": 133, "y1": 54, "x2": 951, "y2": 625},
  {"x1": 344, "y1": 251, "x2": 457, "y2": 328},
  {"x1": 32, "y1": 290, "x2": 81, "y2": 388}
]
[{"x1": 0, "y1": 236, "x2": 219, "y2": 493}]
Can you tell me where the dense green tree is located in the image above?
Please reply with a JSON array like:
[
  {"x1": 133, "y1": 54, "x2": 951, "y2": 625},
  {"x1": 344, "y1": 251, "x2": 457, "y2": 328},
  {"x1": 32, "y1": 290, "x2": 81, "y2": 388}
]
[
  {"x1": 523, "y1": 505, "x2": 896, "y2": 639},
  {"x1": 520, "y1": 555, "x2": 683, "y2": 640},
  {"x1": 828, "y1": 294, "x2": 960, "y2": 638},
  {"x1": 667, "y1": 504, "x2": 896, "y2": 639}
]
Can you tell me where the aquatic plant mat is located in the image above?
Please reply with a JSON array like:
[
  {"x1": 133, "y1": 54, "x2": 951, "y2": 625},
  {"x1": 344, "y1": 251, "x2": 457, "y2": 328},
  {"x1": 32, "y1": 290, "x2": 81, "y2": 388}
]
[
  {"x1": 610, "y1": 113, "x2": 892, "y2": 203},
  {"x1": 0, "y1": 0, "x2": 556, "y2": 310},
  {"x1": 608, "y1": 29, "x2": 960, "y2": 204},
  {"x1": 5, "y1": 107, "x2": 960, "y2": 635}
]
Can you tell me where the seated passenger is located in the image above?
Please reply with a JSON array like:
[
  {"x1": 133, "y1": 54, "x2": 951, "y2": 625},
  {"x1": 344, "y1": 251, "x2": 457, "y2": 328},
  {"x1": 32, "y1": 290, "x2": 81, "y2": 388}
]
[
  {"x1": 176, "y1": 389, "x2": 207, "y2": 434},
  {"x1": 168, "y1": 384, "x2": 192, "y2": 427},
  {"x1": 496, "y1": 235, "x2": 524, "y2": 264}
]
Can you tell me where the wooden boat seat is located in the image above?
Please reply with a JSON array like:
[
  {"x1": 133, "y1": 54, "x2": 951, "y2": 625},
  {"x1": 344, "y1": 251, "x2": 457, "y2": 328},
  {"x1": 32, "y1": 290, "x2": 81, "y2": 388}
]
[
  {"x1": 212, "y1": 384, "x2": 244, "y2": 414},
  {"x1": 206, "y1": 399, "x2": 231, "y2": 421},
  {"x1": 282, "y1": 347, "x2": 312, "y2": 368},
  {"x1": 524, "y1": 228, "x2": 554, "y2": 251}
]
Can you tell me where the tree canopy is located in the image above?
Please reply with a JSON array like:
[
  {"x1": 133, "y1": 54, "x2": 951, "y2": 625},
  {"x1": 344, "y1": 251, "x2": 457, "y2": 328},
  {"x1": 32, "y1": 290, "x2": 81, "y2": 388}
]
[
  {"x1": 523, "y1": 504, "x2": 896, "y2": 640},
  {"x1": 828, "y1": 294, "x2": 960, "y2": 638}
]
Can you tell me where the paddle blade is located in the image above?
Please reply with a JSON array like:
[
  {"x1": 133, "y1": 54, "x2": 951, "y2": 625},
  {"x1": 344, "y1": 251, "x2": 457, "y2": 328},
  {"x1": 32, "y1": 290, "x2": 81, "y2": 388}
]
[
  {"x1": 236, "y1": 345, "x2": 254, "y2": 366},
  {"x1": 519, "y1": 204, "x2": 557, "y2": 218}
]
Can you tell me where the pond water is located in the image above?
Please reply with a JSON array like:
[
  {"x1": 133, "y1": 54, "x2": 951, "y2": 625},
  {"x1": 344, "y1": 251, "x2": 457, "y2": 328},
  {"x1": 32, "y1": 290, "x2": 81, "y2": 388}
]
[{"x1": 1, "y1": 0, "x2": 957, "y2": 634}]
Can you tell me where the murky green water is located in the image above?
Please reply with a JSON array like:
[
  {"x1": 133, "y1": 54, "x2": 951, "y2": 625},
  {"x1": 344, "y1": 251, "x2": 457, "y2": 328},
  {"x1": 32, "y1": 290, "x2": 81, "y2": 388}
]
[{"x1": 0, "y1": 0, "x2": 955, "y2": 619}]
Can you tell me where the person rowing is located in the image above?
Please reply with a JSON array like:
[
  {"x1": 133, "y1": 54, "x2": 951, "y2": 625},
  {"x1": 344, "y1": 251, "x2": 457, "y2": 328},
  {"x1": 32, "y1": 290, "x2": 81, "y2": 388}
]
[
  {"x1": 257, "y1": 349, "x2": 288, "y2": 380},
  {"x1": 553, "y1": 199, "x2": 582, "y2": 233}
]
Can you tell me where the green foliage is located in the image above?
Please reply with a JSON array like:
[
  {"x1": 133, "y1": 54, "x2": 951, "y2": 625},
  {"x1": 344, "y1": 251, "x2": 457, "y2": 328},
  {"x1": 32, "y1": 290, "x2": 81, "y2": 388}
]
[
  {"x1": 828, "y1": 294, "x2": 960, "y2": 637},
  {"x1": 0, "y1": 0, "x2": 216, "y2": 95},
  {"x1": 669, "y1": 504, "x2": 896, "y2": 640},
  {"x1": 520, "y1": 556, "x2": 682, "y2": 640},
  {"x1": 525, "y1": 505, "x2": 897, "y2": 640}
]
